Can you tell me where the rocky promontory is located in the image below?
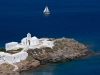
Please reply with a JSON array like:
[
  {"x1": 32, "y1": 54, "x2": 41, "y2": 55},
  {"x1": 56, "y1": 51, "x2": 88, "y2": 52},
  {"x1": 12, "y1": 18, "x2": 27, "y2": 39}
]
[
  {"x1": 0, "y1": 38, "x2": 99, "y2": 75},
  {"x1": 27, "y1": 38, "x2": 99, "y2": 62}
]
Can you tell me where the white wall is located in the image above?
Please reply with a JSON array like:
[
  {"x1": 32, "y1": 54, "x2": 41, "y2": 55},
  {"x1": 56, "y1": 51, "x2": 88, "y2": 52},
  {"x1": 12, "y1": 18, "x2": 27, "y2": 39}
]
[
  {"x1": 30, "y1": 39, "x2": 39, "y2": 45},
  {"x1": 0, "y1": 56, "x2": 4, "y2": 60},
  {"x1": 0, "y1": 55, "x2": 5, "y2": 64},
  {"x1": 6, "y1": 42, "x2": 18, "y2": 51},
  {"x1": 5, "y1": 56, "x2": 16, "y2": 63},
  {"x1": 5, "y1": 52, "x2": 28, "y2": 64},
  {"x1": 42, "y1": 41, "x2": 54, "y2": 48},
  {"x1": 21, "y1": 38, "x2": 27, "y2": 46},
  {"x1": 0, "y1": 52, "x2": 11, "y2": 64}
]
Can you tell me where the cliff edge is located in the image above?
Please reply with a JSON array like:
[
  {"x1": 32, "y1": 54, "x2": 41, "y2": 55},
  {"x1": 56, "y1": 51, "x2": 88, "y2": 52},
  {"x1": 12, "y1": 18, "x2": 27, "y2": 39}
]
[{"x1": 27, "y1": 38, "x2": 98, "y2": 62}]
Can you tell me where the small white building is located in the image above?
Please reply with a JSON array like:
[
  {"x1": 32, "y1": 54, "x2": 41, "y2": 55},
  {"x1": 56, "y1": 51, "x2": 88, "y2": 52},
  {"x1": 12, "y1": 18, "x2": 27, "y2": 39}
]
[
  {"x1": 30, "y1": 36, "x2": 39, "y2": 45},
  {"x1": 6, "y1": 42, "x2": 18, "y2": 51},
  {"x1": 0, "y1": 51, "x2": 28, "y2": 64},
  {"x1": 42, "y1": 40, "x2": 54, "y2": 48},
  {"x1": 5, "y1": 52, "x2": 28, "y2": 64}
]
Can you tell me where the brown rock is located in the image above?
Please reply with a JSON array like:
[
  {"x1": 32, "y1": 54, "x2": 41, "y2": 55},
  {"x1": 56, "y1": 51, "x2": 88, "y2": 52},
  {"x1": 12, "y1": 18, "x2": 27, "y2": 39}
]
[
  {"x1": 0, "y1": 59, "x2": 40, "y2": 75},
  {"x1": 27, "y1": 38, "x2": 99, "y2": 62},
  {"x1": 0, "y1": 71, "x2": 19, "y2": 75},
  {"x1": 15, "y1": 59, "x2": 40, "y2": 72},
  {"x1": 0, "y1": 63, "x2": 14, "y2": 71}
]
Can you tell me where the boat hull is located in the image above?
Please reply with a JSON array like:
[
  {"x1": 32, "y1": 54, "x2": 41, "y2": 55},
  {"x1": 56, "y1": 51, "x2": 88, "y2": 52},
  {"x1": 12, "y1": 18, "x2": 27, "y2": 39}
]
[{"x1": 44, "y1": 12, "x2": 50, "y2": 15}]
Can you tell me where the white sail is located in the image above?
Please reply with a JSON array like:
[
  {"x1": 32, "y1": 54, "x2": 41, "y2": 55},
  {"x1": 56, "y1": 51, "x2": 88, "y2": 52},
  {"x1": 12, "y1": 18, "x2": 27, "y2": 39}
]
[{"x1": 43, "y1": 6, "x2": 50, "y2": 14}]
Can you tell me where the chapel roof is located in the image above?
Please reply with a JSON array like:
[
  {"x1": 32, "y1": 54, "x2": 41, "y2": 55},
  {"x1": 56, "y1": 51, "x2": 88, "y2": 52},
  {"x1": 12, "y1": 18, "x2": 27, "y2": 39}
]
[{"x1": 31, "y1": 36, "x2": 38, "y2": 40}]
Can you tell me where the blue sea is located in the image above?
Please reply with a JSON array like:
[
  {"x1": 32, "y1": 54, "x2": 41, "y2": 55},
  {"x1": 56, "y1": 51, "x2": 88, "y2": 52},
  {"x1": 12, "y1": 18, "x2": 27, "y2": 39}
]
[{"x1": 0, "y1": 0, "x2": 100, "y2": 75}]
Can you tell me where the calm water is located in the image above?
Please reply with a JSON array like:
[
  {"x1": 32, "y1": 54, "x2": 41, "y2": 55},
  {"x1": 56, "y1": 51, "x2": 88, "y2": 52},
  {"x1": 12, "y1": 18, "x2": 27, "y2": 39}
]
[{"x1": 0, "y1": 0, "x2": 100, "y2": 75}]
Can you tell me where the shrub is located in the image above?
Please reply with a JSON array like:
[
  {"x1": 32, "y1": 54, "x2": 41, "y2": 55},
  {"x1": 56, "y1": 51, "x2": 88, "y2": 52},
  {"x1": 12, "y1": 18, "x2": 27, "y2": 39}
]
[
  {"x1": 0, "y1": 48, "x2": 6, "y2": 52},
  {"x1": 6, "y1": 48, "x2": 23, "y2": 54}
]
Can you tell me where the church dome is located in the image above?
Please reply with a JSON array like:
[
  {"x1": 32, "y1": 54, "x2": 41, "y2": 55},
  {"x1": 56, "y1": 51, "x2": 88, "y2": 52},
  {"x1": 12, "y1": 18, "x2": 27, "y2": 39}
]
[{"x1": 31, "y1": 36, "x2": 38, "y2": 40}]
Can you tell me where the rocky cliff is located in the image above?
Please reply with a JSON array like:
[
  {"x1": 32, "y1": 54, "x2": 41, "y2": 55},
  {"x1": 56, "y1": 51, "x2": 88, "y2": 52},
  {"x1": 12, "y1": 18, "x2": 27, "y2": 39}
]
[
  {"x1": 27, "y1": 38, "x2": 95, "y2": 62},
  {"x1": 0, "y1": 59, "x2": 40, "y2": 75}
]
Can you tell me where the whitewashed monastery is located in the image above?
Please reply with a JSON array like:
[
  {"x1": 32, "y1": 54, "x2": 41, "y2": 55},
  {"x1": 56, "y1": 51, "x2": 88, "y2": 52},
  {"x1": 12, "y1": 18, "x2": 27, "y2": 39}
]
[{"x1": 0, "y1": 33, "x2": 54, "y2": 65}]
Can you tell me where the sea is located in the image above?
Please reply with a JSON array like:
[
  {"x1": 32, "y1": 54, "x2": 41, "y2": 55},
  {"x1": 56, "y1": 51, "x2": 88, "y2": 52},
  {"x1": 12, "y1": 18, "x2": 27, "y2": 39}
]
[{"x1": 0, "y1": 0, "x2": 100, "y2": 75}]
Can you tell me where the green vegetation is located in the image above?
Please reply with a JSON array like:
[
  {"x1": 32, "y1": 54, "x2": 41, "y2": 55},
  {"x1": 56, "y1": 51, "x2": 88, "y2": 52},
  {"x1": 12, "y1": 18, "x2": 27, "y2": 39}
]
[
  {"x1": 0, "y1": 48, "x2": 6, "y2": 52},
  {"x1": 16, "y1": 48, "x2": 23, "y2": 52},
  {"x1": 0, "y1": 47, "x2": 23, "y2": 53},
  {"x1": 6, "y1": 48, "x2": 23, "y2": 54}
]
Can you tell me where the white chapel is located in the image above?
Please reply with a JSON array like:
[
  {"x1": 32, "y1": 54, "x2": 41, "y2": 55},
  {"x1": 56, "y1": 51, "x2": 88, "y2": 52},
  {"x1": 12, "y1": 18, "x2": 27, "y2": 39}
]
[
  {"x1": 21, "y1": 33, "x2": 39, "y2": 46},
  {"x1": 5, "y1": 33, "x2": 54, "y2": 51}
]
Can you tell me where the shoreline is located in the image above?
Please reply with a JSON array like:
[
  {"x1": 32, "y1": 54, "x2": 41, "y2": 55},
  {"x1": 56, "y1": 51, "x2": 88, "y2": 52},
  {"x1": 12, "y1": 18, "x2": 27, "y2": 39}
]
[
  {"x1": 20, "y1": 51, "x2": 100, "y2": 75},
  {"x1": 0, "y1": 38, "x2": 100, "y2": 75},
  {"x1": 20, "y1": 63, "x2": 48, "y2": 74}
]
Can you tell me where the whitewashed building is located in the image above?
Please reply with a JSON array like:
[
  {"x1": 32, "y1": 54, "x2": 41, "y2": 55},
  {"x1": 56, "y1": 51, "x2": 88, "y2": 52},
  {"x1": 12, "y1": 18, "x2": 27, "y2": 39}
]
[
  {"x1": 5, "y1": 51, "x2": 28, "y2": 64},
  {"x1": 6, "y1": 42, "x2": 18, "y2": 51},
  {"x1": 0, "y1": 51, "x2": 28, "y2": 64},
  {"x1": 42, "y1": 40, "x2": 54, "y2": 48},
  {"x1": 5, "y1": 33, "x2": 54, "y2": 51},
  {"x1": 0, "y1": 52, "x2": 10, "y2": 64},
  {"x1": 21, "y1": 33, "x2": 39, "y2": 46},
  {"x1": 0, "y1": 33, "x2": 54, "y2": 65}
]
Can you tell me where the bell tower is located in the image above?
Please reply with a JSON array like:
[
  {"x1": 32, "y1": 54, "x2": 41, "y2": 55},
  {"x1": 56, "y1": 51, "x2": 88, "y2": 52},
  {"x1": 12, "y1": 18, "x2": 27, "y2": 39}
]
[{"x1": 27, "y1": 33, "x2": 31, "y2": 45}]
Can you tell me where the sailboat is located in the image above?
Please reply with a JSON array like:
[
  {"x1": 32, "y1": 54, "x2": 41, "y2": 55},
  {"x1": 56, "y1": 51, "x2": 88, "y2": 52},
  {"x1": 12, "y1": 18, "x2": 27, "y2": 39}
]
[{"x1": 43, "y1": 6, "x2": 50, "y2": 14}]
